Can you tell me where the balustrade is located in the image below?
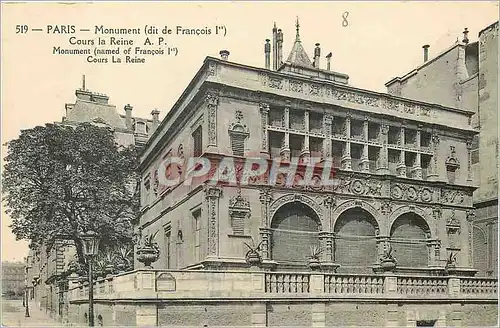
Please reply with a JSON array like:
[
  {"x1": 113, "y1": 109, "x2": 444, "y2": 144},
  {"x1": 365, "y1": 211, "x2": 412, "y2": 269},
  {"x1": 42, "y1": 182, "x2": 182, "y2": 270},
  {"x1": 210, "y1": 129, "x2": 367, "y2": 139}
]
[
  {"x1": 397, "y1": 276, "x2": 448, "y2": 295},
  {"x1": 324, "y1": 274, "x2": 384, "y2": 294},
  {"x1": 460, "y1": 277, "x2": 498, "y2": 295},
  {"x1": 265, "y1": 273, "x2": 310, "y2": 293}
]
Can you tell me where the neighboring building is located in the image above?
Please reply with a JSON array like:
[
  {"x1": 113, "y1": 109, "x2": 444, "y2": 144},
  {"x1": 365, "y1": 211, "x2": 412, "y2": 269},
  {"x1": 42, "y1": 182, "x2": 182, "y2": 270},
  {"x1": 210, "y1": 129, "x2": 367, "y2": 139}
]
[
  {"x1": 385, "y1": 21, "x2": 499, "y2": 277},
  {"x1": 2, "y1": 262, "x2": 25, "y2": 297},
  {"x1": 59, "y1": 20, "x2": 497, "y2": 327},
  {"x1": 25, "y1": 83, "x2": 159, "y2": 319}
]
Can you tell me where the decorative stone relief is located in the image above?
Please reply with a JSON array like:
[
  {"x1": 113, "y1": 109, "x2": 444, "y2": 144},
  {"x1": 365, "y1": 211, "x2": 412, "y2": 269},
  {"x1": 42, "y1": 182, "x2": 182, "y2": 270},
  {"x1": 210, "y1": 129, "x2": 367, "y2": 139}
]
[
  {"x1": 445, "y1": 146, "x2": 460, "y2": 172},
  {"x1": 259, "y1": 103, "x2": 270, "y2": 154},
  {"x1": 289, "y1": 80, "x2": 303, "y2": 93},
  {"x1": 228, "y1": 189, "x2": 251, "y2": 235},
  {"x1": 446, "y1": 210, "x2": 461, "y2": 234},
  {"x1": 332, "y1": 175, "x2": 383, "y2": 197},
  {"x1": 390, "y1": 183, "x2": 433, "y2": 203},
  {"x1": 258, "y1": 187, "x2": 273, "y2": 227},
  {"x1": 466, "y1": 209, "x2": 475, "y2": 267},
  {"x1": 309, "y1": 83, "x2": 322, "y2": 96},
  {"x1": 440, "y1": 189, "x2": 465, "y2": 205},
  {"x1": 379, "y1": 202, "x2": 392, "y2": 215},
  {"x1": 207, "y1": 62, "x2": 217, "y2": 76},
  {"x1": 205, "y1": 91, "x2": 219, "y2": 148},
  {"x1": 268, "y1": 76, "x2": 284, "y2": 89},
  {"x1": 204, "y1": 185, "x2": 222, "y2": 256}
]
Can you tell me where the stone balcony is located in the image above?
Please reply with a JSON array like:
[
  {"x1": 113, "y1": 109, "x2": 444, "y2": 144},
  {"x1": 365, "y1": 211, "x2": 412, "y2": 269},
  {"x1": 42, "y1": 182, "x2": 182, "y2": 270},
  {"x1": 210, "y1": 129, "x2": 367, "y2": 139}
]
[{"x1": 69, "y1": 269, "x2": 498, "y2": 302}]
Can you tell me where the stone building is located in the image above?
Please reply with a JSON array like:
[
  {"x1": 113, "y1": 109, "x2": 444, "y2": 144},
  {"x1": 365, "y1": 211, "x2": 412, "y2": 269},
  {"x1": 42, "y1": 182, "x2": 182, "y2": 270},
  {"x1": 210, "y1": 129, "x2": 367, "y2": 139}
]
[
  {"x1": 2, "y1": 261, "x2": 25, "y2": 297},
  {"x1": 25, "y1": 82, "x2": 158, "y2": 319},
  {"x1": 63, "y1": 21, "x2": 498, "y2": 327},
  {"x1": 57, "y1": 20, "x2": 494, "y2": 327},
  {"x1": 385, "y1": 21, "x2": 498, "y2": 277}
]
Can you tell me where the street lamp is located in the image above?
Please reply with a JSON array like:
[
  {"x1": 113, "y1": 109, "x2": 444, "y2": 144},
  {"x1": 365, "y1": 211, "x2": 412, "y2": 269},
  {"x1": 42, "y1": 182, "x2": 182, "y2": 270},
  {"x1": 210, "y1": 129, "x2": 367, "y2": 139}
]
[
  {"x1": 24, "y1": 265, "x2": 30, "y2": 317},
  {"x1": 81, "y1": 230, "x2": 100, "y2": 327}
]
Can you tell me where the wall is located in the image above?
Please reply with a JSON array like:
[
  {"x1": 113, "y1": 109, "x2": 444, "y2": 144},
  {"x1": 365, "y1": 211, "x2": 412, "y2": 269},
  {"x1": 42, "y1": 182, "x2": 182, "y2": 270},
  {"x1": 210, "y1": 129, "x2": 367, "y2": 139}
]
[
  {"x1": 386, "y1": 46, "x2": 465, "y2": 109},
  {"x1": 476, "y1": 22, "x2": 499, "y2": 202}
]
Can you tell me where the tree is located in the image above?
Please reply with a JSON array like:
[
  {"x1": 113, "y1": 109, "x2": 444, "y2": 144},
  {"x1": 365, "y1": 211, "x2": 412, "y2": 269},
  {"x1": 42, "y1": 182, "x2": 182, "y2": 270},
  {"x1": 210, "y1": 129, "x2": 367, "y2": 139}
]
[{"x1": 2, "y1": 123, "x2": 140, "y2": 266}]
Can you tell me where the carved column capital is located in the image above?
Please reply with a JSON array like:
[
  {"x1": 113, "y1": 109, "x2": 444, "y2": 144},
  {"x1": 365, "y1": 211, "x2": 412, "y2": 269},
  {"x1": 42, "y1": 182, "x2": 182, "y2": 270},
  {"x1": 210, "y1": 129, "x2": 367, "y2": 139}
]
[
  {"x1": 204, "y1": 184, "x2": 222, "y2": 199},
  {"x1": 205, "y1": 91, "x2": 219, "y2": 107},
  {"x1": 259, "y1": 102, "x2": 270, "y2": 113}
]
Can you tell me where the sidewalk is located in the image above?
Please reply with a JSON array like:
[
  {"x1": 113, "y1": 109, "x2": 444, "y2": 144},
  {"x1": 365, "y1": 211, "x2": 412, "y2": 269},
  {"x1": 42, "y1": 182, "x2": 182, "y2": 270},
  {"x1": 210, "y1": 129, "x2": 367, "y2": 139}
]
[{"x1": 2, "y1": 299, "x2": 65, "y2": 327}]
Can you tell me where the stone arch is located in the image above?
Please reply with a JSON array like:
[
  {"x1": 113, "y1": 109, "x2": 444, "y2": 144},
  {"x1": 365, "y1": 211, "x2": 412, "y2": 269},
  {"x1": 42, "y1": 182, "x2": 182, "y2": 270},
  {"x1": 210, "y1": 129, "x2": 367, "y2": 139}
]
[
  {"x1": 389, "y1": 208, "x2": 432, "y2": 268},
  {"x1": 269, "y1": 193, "x2": 324, "y2": 229},
  {"x1": 331, "y1": 200, "x2": 381, "y2": 234},
  {"x1": 332, "y1": 204, "x2": 380, "y2": 273},
  {"x1": 269, "y1": 198, "x2": 322, "y2": 265},
  {"x1": 472, "y1": 225, "x2": 488, "y2": 276},
  {"x1": 388, "y1": 205, "x2": 433, "y2": 238}
]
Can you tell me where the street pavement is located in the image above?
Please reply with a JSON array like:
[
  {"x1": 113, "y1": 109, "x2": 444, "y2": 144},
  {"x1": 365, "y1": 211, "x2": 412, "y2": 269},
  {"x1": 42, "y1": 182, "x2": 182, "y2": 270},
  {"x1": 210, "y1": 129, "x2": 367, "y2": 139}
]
[{"x1": 1, "y1": 298, "x2": 65, "y2": 327}]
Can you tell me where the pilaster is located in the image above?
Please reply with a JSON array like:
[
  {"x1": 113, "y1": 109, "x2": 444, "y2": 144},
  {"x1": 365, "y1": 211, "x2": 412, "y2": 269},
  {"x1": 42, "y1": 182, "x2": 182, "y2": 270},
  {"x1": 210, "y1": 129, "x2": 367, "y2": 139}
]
[
  {"x1": 259, "y1": 103, "x2": 270, "y2": 158},
  {"x1": 377, "y1": 124, "x2": 389, "y2": 174},
  {"x1": 205, "y1": 185, "x2": 222, "y2": 258},
  {"x1": 205, "y1": 91, "x2": 219, "y2": 152}
]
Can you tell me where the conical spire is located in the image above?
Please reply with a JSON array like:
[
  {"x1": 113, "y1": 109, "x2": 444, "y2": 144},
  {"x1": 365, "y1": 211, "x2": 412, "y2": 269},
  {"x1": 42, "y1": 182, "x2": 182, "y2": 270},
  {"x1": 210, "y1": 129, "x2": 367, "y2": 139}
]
[
  {"x1": 286, "y1": 16, "x2": 312, "y2": 67},
  {"x1": 295, "y1": 16, "x2": 300, "y2": 42}
]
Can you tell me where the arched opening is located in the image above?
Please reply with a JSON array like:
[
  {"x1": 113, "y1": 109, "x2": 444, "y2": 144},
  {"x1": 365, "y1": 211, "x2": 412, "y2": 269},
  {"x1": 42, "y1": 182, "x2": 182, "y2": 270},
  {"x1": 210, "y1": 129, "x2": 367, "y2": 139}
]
[
  {"x1": 390, "y1": 213, "x2": 430, "y2": 268},
  {"x1": 473, "y1": 226, "x2": 488, "y2": 276},
  {"x1": 333, "y1": 207, "x2": 379, "y2": 273},
  {"x1": 270, "y1": 201, "x2": 320, "y2": 264}
]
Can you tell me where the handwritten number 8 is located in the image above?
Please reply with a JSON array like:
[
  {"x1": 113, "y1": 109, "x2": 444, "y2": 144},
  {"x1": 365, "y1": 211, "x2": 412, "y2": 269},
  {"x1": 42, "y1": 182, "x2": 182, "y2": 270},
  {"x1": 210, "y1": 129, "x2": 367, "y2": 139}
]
[{"x1": 342, "y1": 12, "x2": 349, "y2": 27}]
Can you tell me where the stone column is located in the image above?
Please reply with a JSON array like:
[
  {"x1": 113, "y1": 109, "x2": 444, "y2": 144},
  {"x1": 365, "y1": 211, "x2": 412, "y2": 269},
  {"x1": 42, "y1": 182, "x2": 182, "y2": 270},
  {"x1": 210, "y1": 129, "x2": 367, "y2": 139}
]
[
  {"x1": 341, "y1": 113, "x2": 352, "y2": 170},
  {"x1": 396, "y1": 125, "x2": 406, "y2": 177},
  {"x1": 206, "y1": 92, "x2": 219, "y2": 152},
  {"x1": 259, "y1": 103, "x2": 270, "y2": 158},
  {"x1": 413, "y1": 126, "x2": 423, "y2": 179},
  {"x1": 205, "y1": 185, "x2": 222, "y2": 258},
  {"x1": 323, "y1": 115, "x2": 333, "y2": 161},
  {"x1": 466, "y1": 138, "x2": 473, "y2": 183},
  {"x1": 280, "y1": 106, "x2": 290, "y2": 161},
  {"x1": 319, "y1": 231, "x2": 334, "y2": 263},
  {"x1": 466, "y1": 209, "x2": 476, "y2": 267},
  {"x1": 302, "y1": 110, "x2": 310, "y2": 163},
  {"x1": 377, "y1": 124, "x2": 389, "y2": 174},
  {"x1": 361, "y1": 116, "x2": 370, "y2": 172},
  {"x1": 427, "y1": 133, "x2": 440, "y2": 181},
  {"x1": 259, "y1": 187, "x2": 273, "y2": 260}
]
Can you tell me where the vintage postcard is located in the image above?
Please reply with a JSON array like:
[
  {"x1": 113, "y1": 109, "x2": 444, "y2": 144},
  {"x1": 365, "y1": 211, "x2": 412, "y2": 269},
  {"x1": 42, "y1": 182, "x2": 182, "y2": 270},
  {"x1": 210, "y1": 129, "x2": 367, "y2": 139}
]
[{"x1": 1, "y1": 1, "x2": 498, "y2": 327}]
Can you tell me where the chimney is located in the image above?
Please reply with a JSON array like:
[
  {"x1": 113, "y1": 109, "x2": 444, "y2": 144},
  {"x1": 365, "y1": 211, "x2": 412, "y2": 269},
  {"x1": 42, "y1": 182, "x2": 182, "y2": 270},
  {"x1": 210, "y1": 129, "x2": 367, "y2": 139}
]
[
  {"x1": 272, "y1": 23, "x2": 278, "y2": 70},
  {"x1": 219, "y1": 50, "x2": 230, "y2": 61},
  {"x1": 313, "y1": 43, "x2": 321, "y2": 68},
  {"x1": 326, "y1": 52, "x2": 332, "y2": 71},
  {"x1": 151, "y1": 109, "x2": 160, "y2": 133},
  {"x1": 462, "y1": 28, "x2": 469, "y2": 44},
  {"x1": 264, "y1": 39, "x2": 271, "y2": 69},
  {"x1": 277, "y1": 29, "x2": 283, "y2": 67},
  {"x1": 124, "y1": 104, "x2": 133, "y2": 130},
  {"x1": 422, "y1": 44, "x2": 430, "y2": 62}
]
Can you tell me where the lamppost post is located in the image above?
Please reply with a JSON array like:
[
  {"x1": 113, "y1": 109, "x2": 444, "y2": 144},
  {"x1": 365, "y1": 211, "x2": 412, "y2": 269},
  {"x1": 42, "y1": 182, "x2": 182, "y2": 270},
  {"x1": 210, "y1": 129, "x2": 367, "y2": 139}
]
[
  {"x1": 24, "y1": 265, "x2": 30, "y2": 317},
  {"x1": 81, "y1": 230, "x2": 100, "y2": 327}
]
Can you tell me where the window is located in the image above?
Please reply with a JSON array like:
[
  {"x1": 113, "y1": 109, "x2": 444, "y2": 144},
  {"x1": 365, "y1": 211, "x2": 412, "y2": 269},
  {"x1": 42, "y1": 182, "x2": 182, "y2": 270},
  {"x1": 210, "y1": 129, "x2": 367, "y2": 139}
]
[
  {"x1": 193, "y1": 209, "x2": 201, "y2": 262},
  {"x1": 229, "y1": 131, "x2": 246, "y2": 156},
  {"x1": 192, "y1": 126, "x2": 203, "y2": 157},
  {"x1": 164, "y1": 225, "x2": 171, "y2": 269}
]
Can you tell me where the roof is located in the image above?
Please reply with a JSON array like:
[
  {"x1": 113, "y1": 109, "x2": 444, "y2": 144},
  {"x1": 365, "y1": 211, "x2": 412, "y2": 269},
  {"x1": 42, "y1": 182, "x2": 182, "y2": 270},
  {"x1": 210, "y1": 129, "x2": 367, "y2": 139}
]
[
  {"x1": 65, "y1": 89, "x2": 127, "y2": 129},
  {"x1": 285, "y1": 18, "x2": 313, "y2": 67}
]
